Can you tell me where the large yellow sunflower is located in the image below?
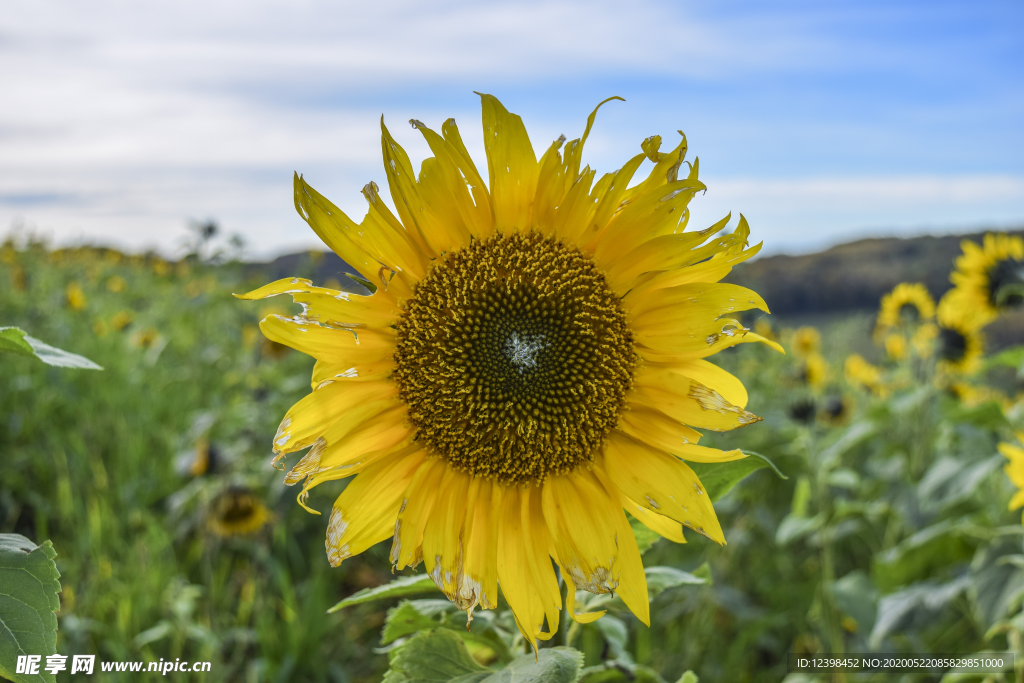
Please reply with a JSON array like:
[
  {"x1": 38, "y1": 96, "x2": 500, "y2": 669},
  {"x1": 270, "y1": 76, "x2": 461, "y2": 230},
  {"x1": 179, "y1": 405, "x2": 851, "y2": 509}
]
[
  {"x1": 947, "y1": 232, "x2": 1024, "y2": 324},
  {"x1": 239, "y1": 95, "x2": 779, "y2": 647}
]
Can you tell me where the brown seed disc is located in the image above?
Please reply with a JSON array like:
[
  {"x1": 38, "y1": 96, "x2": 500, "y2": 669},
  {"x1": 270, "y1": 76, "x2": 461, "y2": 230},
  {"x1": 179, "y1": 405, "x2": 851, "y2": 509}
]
[{"x1": 393, "y1": 231, "x2": 636, "y2": 484}]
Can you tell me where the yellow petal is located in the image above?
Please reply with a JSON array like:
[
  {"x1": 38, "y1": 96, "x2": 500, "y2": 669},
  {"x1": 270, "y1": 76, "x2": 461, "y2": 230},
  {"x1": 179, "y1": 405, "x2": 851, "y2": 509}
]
[
  {"x1": 459, "y1": 476, "x2": 500, "y2": 612},
  {"x1": 565, "y1": 571, "x2": 607, "y2": 624},
  {"x1": 590, "y1": 466, "x2": 650, "y2": 625},
  {"x1": 310, "y1": 357, "x2": 393, "y2": 388},
  {"x1": 542, "y1": 471, "x2": 620, "y2": 595},
  {"x1": 496, "y1": 485, "x2": 551, "y2": 651},
  {"x1": 412, "y1": 120, "x2": 493, "y2": 238},
  {"x1": 478, "y1": 93, "x2": 538, "y2": 233},
  {"x1": 391, "y1": 456, "x2": 448, "y2": 570},
  {"x1": 325, "y1": 447, "x2": 426, "y2": 566},
  {"x1": 631, "y1": 365, "x2": 761, "y2": 433},
  {"x1": 273, "y1": 379, "x2": 398, "y2": 454},
  {"x1": 639, "y1": 358, "x2": 749, "y2": 408},
  {"x1": 629, "y1": 282, "x2": 769, "y2": 334},
  {"x1": 260, "y1": 315, "x2": 394, "y2": 364},
  {"x1": 521, "y1": 485, "x2": 561, "y2": 637},
  {"x1": 601, "y1": 431, "x2": 724, "y2": 544},
  {"x1": 423, "y1": 467, "x2": 472, "y2": 600},
  {"x1": 618, "y1": 408, "x2": 703, "y2": 452},
  {"x1": 623, "y1": 496, "x2": 686, "y2": 544},
  {"x1": 293, "y1": 174, "x2": 383, "y2": 283}
]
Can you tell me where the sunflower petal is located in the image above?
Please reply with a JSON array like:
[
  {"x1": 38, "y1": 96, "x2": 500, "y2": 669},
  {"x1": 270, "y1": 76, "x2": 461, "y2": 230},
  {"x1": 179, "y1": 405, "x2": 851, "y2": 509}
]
[
  {"x1": 601, "y1": 431, "x2": 724, "y2": 544},
  {"x1": 478, "y1": 93, "x2": 538, "y2": 232},
  {"x1": 325, "y1": 447, "x2": 426, "y2": 566}
]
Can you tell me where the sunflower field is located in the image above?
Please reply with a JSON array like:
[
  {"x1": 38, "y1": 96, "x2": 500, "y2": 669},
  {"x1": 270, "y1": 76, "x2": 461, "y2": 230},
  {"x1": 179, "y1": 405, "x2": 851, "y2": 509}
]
[{"x1": 2, "y1": 111, "x2": 1024, "y2": 682}]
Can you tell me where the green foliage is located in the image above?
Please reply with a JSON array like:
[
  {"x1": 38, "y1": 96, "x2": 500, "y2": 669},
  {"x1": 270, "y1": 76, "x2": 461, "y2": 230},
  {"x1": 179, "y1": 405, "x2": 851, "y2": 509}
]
[
  {"x1": 382, "y1": 629, "x2": 582, "y2": 683},
  {"x1": 0, "y1": 326, "x2": 102, "y2": 369},
  {"x1": 328, "y1": 573, "x2": 440, "y2": 612},
  {"x1": 0, "y1": 534, "x2": 61, "y2": 683},
  {"x1": 689, "y1": 451, "x2": 786, "y2": 502}
]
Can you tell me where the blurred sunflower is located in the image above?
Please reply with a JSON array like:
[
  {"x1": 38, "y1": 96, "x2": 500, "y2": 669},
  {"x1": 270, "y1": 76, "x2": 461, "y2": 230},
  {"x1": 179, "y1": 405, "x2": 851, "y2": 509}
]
[
  {"x1": 208, "y1": 487, "x2": 272, "y2": 537},
  {"x1": 844, "y1": 354, "x2": 886, "y2": 396},
  {"x1": 948, "y1": 233, "x2": 1024, "y2": 323},
  {"x1": 240, "y1": 95, "x2": 778, "y2": 646},
  {"x1": 111, "y1": 310, "x2": 134, "y2": 331},
  {"x1": 107, "y1": 275, "x2": 127, "y2": 293},
  {"x1": 819, "y1": 395, "x2": 853, "y2": 426},
  {"x1": 65, "y1": 281, "x2": 87, "y2": 311},
  {"x1": 999, "y1": 433, "x2": 1024, "y2": 524},
  {"x1": 884, "y1": 333, "x2": 907, "y2": 361},
  {"x1": 790, "y1": 327, "x2": 820, "y2": 358},
  {"x1": 934, "y1": 296, "x2": 985, "y2": 376},
  {"x1": 875, "y1": 283, "x2": 935, "y2": 334},
  {"x1": 131, "y1": 328, "x2": 161, "y2": 349},
  {"x1": 799, "y1": 353, "x2": 828, "y2": 389},
  {"x1": 787, "y1": 398, "x2": 817, "y2": 425}
]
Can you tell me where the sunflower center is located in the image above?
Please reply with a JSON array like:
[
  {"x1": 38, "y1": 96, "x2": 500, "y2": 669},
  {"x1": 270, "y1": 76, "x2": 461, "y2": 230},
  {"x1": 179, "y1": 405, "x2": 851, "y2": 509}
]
[
  {"x1": 938, "y1": 326, "x2": 967, "y2": 362},
  {"x1": 898, "y1": 303, "x2": 920, "y2": 323},
  {"x1": 987, "y1": 258, "x2": 1024, "y2": 307},
  {"x1": 393, "y1": 231, "x2": 636, "y2": 484}
]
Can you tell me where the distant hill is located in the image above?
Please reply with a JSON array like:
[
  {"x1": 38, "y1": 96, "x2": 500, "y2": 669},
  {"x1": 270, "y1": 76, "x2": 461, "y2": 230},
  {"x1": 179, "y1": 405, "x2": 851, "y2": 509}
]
[{"x1": 723, "y1": 228, "x2": 1024, "y2": 317}]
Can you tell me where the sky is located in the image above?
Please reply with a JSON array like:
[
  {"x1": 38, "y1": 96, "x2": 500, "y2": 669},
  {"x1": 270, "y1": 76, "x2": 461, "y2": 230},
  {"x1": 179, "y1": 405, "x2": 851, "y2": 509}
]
[{"x1": 1, "y1": 0, "x2": 1022, "y2": 259}]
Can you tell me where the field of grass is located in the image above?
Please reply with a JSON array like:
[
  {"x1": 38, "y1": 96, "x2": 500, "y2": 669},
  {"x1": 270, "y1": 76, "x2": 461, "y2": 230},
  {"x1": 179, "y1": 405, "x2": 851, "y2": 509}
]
[{"x1": 2, "y1": 237, "x2": 1023, "y2": 682}]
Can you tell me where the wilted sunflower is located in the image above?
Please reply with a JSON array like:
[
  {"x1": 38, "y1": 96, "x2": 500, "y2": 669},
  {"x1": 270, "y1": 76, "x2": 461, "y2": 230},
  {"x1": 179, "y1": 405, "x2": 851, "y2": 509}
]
[
  {"x1": 208, "y1": 487, "x2": 272, "y2": 537},
  {"x1": 948, "y1": 233, "x2": 1024, "y2": 323},
  {"x1": 999, "y1": 433, "x2": 1024, "y2": 524},
  {"x1": 875, "y1": 283, "x2": 935, "y2": 334},
  {"x1": 240, "y1": 95, "x2": 779, "y2": 646}
]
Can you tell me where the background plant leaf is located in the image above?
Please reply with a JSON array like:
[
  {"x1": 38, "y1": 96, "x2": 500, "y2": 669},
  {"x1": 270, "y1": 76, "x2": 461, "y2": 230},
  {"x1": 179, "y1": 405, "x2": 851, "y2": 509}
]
[
  {"x1": 0, "y1": 327, "x2": 102, "y2": 370},
  {"x1": 328, "y1": 574, "x2": 440, "y2": 612},
  {"x1": 689, "y1": 451, "x2": 786, "y2": 502},
  {"x1": 0, "y1": 534, "x2": 61, "y2": 683}
]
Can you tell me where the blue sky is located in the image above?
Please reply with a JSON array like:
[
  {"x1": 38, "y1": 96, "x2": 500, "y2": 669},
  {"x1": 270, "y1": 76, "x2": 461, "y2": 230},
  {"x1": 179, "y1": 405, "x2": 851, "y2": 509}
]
[{"x1": 1, "y1": 0, "x2": 1021, "y2": 258}]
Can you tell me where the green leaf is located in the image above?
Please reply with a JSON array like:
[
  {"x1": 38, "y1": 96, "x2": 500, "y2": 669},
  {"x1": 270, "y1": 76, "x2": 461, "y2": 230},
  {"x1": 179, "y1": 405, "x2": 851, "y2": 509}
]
[
  {"x1": 629, "y1": 515, "x2": 661, "y2": 555},
  {"x1": 0, "y1": 327, "x2": 102, "y2": 370},
  {"x1": 688, "y1": 451, "x2": 786, "y2": 502},
  {"x1": 382, "y1": 601, "x2": 443, "y2": 645},
  {"x1": 0, "y1": 327, "x2": 35, "y2": 357},
  {"x1": 644, "y1": 566, "x2": 706, "y2": 600},
  {"x1": 676, "y1": 673, "x2": 699, "y2": 683},
  {"x1": 0, "y1": 534, "x2": 61, "y2": 683},
  {"x1": 591, "y1": 615, "x2": 629, "y2": 659},
  {"x1": 983, "y1": 344, "x2": 1024, "y2": 371},
  {"x1": 579, "y1": 662, "x2": 666, "y2": 683},
  {"x1": 384, "y1": 629, "x2": 489, "y2": 683},
  {"x1": 775, "y1": 513, "x2": 825, "y2": 546},
  {"x1": 384, "y1": 629, "x2": 583, "y2": 683},
  {"x1": 328, "y1": 574, "x2": 440, "y2": 612},
  {"x1": 484, "y1": 647, "x2": 584, "y2": 683}
]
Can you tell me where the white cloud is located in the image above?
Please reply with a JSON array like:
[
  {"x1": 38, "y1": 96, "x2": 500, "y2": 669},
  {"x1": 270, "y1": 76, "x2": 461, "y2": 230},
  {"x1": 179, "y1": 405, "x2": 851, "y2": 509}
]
[{"x1": 0, "y1": 0, "x2": 1020, "y2": 257}]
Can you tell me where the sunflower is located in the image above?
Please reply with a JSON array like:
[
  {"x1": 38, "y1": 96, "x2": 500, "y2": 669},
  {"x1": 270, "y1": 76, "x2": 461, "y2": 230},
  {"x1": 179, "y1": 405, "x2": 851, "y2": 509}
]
[
  {"x1": 999, "y1": 433, "x2": 1024, "y2": 524},
  {"x1": 884, "y1": 333, "x2": 907, "y2": 361},
  {"x1": 239, "y1": 95, "x2": 779, "y2": 646},
  {"x1": 844, "y1": 354, "x2": 886, "y2": 396},
  {"x1": 66, "y1": 281, "x2": 87, "y2": 311},
  {"x1": 934, "y1": 294, "x2": 985, "y2": 376},
  {"x1": 799, "y1": 353, "x2": 827, "y2": 389},
  {"x1": 819, "y1": 395, "x2": 853, "y2": 426},
  {"x1": 875, "y1": 283, "x2": 935, "y2": 335},
  {"x1": 948, "y1": 233, "x2": 1024, "y2": 323},
  {"x1": 790, "y1": 327, "x2": 821, "y2": 358},
  {"x1": 208, "y1": 487, "x2": 272, "y2": 537}
]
